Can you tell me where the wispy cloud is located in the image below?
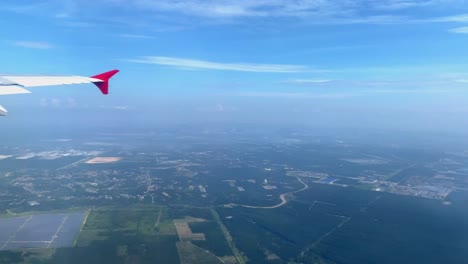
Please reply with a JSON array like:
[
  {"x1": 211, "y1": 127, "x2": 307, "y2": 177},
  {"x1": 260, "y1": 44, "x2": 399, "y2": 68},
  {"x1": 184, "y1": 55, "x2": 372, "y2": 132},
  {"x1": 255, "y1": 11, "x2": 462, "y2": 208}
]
[
  {"x1": 449, "y1": 26, "x2": 468, "y2": 34},
  {"x1": 14, "y1": 41, "x2": 54, "y2": 49},
  {"x1": 237, "y1": 91, "x2": 358, "y2": 99},
  {"x1": 3, "y1": 1, "x2": 468, "y2": 27},
  {"x1": 110, "y1": 0, "x2": 442, "y2": 19},
  {"x1": 372, "y1": 0, "x2": 435, "y2": 11},
  {"x1": 129, "y1": 56, "x2": 316, "y2": 73},
  {"x1": 40, "y1": 97, "x2": 76, "y2": 108},
  {"x1": 433, "y1": 14, "x2": 468, "y2": 23},
  {"x1": 196, "y1": 103, "x2": 238, "y2": 112},
  {"x1": 99, "y1": 105, "x2": 130, "y2": 110},
  {"x1": 237, "y1": 84, "x2": 468, "y2": 99},
  {"x1": 118, "y1": 34, "x2": 154, "y2": 39},
  {"x1": 99, "y1": 0, "x2": 468, "y2": 27},
  {"x1": 286, "y1": 79, "x2": 333, "y2": 84},
  {"x1": 59, "y1": 21, "x2": 95, "y2": 28},
  {"x1": 0, "y1": 3, "x2": 50, "y2": 14}
]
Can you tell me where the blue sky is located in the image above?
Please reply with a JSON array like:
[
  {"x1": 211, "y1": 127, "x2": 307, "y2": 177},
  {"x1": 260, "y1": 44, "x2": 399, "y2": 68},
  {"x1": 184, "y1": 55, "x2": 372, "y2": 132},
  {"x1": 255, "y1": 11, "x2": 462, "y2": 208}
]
[{"x1": 2, "y1": 0, "x2": 468, "y2": 132}]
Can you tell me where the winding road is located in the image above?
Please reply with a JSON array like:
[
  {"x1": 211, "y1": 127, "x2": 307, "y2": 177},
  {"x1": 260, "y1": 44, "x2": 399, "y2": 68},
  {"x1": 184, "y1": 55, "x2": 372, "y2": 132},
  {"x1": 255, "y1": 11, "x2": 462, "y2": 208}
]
[{"x1": 224, "y1": 177, "x2": 309, "y2": 209}]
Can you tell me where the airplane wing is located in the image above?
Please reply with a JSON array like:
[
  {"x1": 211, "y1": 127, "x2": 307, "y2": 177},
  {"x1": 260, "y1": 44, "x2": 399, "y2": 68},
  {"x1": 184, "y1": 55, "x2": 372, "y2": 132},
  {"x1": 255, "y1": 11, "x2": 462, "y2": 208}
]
[{"x1": 0, "y1": 69, "x2": 119, "y2": 116}]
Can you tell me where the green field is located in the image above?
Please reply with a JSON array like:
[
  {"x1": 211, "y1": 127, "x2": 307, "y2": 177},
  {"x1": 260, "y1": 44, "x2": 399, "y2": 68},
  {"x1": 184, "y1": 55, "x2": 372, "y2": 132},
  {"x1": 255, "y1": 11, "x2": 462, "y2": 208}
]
[
  {"x1": 0, "y1": 206, "x2": 235, "y2": 264},
  {"x1": 189, "y1": 221, "x2": 233, "y2": 257},
  {"x1": 217, "y1": 184, "x2": 468, "y2": 264},
  {"x1": 3, "y1": 186, "x2": 468, "y2": 264},
  {"x1": 176, "y1": 242, "x2": 224, "y2": 264},
  {"x1": 217, "y1": 201, "x2": 343, "y2": 263},
  {"x1": 75, "y1": 207, "x2": 175, "y2": 246},
  {"x1": 43, "y1": 207, "x2": 180, "y2": 264}
]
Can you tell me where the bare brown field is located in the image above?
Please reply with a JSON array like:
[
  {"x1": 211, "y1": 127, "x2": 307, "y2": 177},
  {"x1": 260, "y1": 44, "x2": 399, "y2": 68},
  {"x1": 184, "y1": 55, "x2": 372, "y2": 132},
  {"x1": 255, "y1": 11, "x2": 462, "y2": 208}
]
[{"x1": 85, "y1": 157, "x2": 122, "y2": 164}]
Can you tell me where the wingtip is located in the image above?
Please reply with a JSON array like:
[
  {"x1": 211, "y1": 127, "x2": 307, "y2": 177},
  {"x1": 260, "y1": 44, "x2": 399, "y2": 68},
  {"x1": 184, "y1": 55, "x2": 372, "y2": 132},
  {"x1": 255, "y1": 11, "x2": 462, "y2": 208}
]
[
  {"x1": 91, "y1": 69, "x2": 119, "y2": 80},
  {"x1": 0, "y1": 105, "x2": 7, "y2": 116},
  {"x1": 91, "y1": 69, "x2": 119, "y2": 95}
]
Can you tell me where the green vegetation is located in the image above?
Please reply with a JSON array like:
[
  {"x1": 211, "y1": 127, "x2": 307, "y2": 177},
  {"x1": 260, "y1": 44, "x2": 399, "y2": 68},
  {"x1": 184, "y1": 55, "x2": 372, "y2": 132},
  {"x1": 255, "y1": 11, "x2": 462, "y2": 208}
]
[
  {"x1": 190, "y1": 221, "x2": 232, "y2": 257},
  {"x1": 48, "y1": 235, "x2": 180, "y2": 264},
  {"x1": 76, "y1": 207, "x2": 175, "y2": 246},
  {"x1": 211, "y1": 209, "x2": 246, "y2": 264},
  {"x1": 3, "y1": 134, "x2": 468, "y2": 264},
  {"x1": 0, "y1": 206, "x2": 237, "y2": 264},
  {"x1": 168, "y1": 206, "x2": 215, "y2": 220},
  {"x1": 309, "y1": 192, "x2": 468, "y2": 264},
  {"x1": 176, "y1": 242, "x2": 223, "y2": 264},
  {"x1": 216, "y1": 184, "x2": 468, "y2": 264},
  {"x1": 0, "y1": 249, "x2": 53, "y2": 264},
  {"x1": 0, "y1": 251, "x2": 24, "y2": 263},
  {"x1": 217, "y1": 201, "x2": 343, "y2": 264},
  {"x1": 48, "y1": 207, "x2": 181, "y2": 264}
]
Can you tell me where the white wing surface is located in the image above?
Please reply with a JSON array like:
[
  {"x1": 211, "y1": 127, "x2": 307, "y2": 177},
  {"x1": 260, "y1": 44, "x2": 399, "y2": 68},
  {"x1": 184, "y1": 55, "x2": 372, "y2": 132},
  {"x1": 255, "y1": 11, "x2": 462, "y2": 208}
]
[
  {"x1": 0, "y1": 69, "x2": 119, "y2": 116},
  {"x1": 0, "y1": 76, "x2": 102, "y2": 88}
]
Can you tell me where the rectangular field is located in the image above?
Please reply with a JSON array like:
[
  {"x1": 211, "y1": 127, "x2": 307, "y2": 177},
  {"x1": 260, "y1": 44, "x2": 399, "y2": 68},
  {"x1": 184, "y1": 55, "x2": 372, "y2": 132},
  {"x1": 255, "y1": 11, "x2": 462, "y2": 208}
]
[
  {"x1": 0, "y1": 213, "x2": 85, "y2": 250},
  {"x1": 85, "y1": 157, "x2": 122, "y2": 164}
]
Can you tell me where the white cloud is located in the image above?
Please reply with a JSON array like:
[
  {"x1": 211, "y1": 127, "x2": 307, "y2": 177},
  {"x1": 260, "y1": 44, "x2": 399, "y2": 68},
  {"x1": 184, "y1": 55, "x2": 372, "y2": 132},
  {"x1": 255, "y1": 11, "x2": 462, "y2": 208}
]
[
  {"x1": 114, "y1": 105, "x2": 129, "y2": 110},
  {"x1": 129, "y1": 56, "x2": 315, "y2": 73},
  {"x1": 111, "y1": 0, "x2": 441, "y2": 19},
  {"x1": 287, "y1": 79, "x2": 332, "y2": 84},
  {"x1": 433, "y1": 14, "x2": 468, "y2": 23},
  {"x1": 60, "y1": 21, "x2": 95, "y2": 27},
  {"x1": 372, "y1": 0, "x2": 435, "y2": 10},
  {"x1": 114, "y1": 1, "x2": 468, "y2": 26},
  {"x1": 196, "y1": 103, "x2": 238, "y2": 112},
  {"x1": 237, "y1": 91, "x2": 358, "y2": 99},
  {"x1": 99, "y1": 105, "x2": 130, "y2": 110},
  {"x1": 449, "y1": 26, "x2": 468, "y2": 34},
  {"x1": 110, "y1": 0, "x2": 268, "y2": 18},
  {"x1": 3, "y1": 0, "x2": 467, "y2": 27},
  {"x1": 55, "y1": 12, "x2": 71, "y2": 18},
  {"x1": 118, "y1": 34, "x2": 154, "y2": 39},
  {"x1": 40, "y1": 97, "x2": 76, "y2": 108},
  {"x1": 14, "y1": 41, "x2": 54, "y2": 49},
  {"x1": 0, "y1": 3, "x2": 49, "y2": 14},
  {"x1": 236, "y1": 85, "x2": 467, "y2": 99},
  {"x1": 265, "y1": 76, "x2": 468, "y2": 98}
]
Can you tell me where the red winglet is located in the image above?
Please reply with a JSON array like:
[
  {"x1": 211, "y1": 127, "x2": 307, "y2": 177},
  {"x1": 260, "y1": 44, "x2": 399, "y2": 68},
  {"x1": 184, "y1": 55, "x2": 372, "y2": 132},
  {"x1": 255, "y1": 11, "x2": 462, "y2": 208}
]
[{"x1": 91, "y1": 69, "x2": 119, "y2": 95}]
